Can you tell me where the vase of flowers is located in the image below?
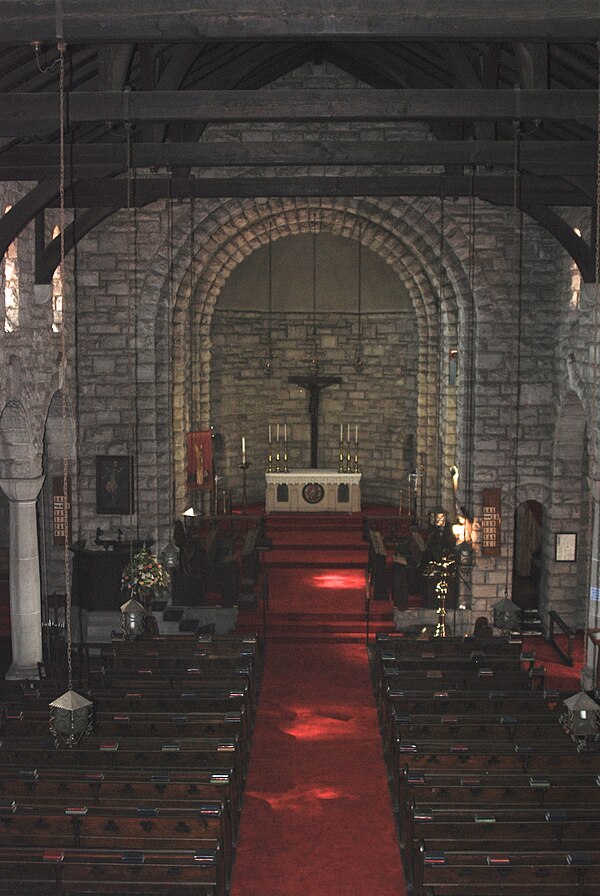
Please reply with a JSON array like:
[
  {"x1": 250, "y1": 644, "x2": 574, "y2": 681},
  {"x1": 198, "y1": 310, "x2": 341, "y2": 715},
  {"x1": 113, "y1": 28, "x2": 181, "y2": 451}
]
[{"x1": 120, "y1": 548, "x2": 170, "y2": 609}]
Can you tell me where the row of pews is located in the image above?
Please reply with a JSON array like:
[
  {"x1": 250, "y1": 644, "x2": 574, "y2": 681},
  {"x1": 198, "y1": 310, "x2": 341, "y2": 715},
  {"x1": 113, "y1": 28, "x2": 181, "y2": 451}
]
[
  {"x1": 0, "y1": 630, "x2": 262, "y2": 895},
  {"x1": 374, "y1": 631, "x2": 600, "y2": 896}
]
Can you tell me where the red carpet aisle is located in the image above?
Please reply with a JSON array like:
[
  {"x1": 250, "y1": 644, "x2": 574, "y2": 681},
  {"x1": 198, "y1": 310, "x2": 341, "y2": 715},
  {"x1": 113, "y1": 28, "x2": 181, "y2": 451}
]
[{"x1": 231, "y1": 568, "x2": 405, "y2": 896}]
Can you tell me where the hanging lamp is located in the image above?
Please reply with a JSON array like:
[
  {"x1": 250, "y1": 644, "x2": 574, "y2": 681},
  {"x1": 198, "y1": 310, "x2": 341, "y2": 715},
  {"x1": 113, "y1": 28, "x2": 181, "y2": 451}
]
[
  {"x1": 49, "y1": 35, "x2": 92, "y2": 747},
  {"x1": 120, "y1": 597, "x2": 147, "y2": 640}
]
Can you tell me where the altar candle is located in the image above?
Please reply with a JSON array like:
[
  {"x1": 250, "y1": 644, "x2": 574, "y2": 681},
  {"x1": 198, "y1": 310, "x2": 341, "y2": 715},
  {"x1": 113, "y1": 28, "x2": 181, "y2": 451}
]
[
  {"x1": 355, "y1": 424, "x2": 358, "y2": 444},
  {"x1": 347, "y1": 424, "x2": 350, "y2": 443},
  {"x1": 284, "y1": 423, "x2": 287, "y2": 442},
  {"x1": 241, "y1": 436, "x2": 246, "y2": 463},
  {"x1": 268, "y1": 424, "x2": 272, "y2": 444},
  {"x1": 276, "y1": 423, "x2": 280, "y2": 442},
  {"x1": 340, "y1": 424, "x2": 343, "y2": 443}
]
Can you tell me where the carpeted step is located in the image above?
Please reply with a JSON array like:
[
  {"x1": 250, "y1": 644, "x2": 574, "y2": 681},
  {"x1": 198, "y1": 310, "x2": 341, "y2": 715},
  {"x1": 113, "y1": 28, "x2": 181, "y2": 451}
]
[{"x1": 264, "y1": 549, "x2": 368, "y2": 567}]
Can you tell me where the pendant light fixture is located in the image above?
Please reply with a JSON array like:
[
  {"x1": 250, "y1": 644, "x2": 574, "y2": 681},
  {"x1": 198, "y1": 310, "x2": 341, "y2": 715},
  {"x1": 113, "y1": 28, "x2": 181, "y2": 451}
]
[{"x1": 49, "y1": 34, "x2": 92, "y2": 746}]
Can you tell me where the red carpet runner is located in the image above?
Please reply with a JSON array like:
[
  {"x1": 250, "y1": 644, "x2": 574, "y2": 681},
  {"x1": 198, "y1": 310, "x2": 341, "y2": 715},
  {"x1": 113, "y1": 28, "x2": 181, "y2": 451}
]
[{"x1": 231, "y1": 566, "x2": 406, "y2": 896}]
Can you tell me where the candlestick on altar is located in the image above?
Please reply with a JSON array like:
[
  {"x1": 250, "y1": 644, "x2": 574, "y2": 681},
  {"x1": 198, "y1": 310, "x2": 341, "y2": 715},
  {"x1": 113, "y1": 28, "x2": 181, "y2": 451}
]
[
  {"x1": 355, "y1": 424, "x2": 358, "y2": 445},
  {"x1": 276, "y1": 423, "x2": 280, "y2": 443},
  {"x1": 239, "y1": 460, "x2": 251, "y2": 514},
  {"x1": 268, "y1": 424, "x2": 272, "y2": 444},
  {"x1": 284, "y1": 423, "x2": 287, "y2": 443},
  {"x1": 241, "y1": 436, "x2": 246, "y2": 464},
  {"x1": 347, "y1": 423, "x2": 350, "y2": 443},
  {"x1": 340, "y1": 423, "x2": 343, "y2": 444}
]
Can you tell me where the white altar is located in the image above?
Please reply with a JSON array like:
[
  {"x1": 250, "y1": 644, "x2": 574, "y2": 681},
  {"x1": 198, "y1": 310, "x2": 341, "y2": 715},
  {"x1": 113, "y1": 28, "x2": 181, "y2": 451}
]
[{"x1": 265, "y1": 469, "x2": 361, "y2": 513}]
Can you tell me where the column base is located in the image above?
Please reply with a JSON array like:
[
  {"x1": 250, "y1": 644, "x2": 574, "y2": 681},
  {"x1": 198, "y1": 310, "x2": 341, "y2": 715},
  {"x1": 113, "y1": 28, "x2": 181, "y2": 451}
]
[{"x1": 5, "y1": 661, "x2": 40, "y2": 681}]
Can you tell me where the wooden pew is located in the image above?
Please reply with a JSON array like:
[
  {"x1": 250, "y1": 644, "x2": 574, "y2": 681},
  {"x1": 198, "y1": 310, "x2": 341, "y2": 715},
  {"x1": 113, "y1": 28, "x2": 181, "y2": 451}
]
[
  {"x1": 0, "y1": 767, "x2": 237, "y2": 838},
  {"x1": 397, "y1": 766, "x2": 600, "y2": 841},
  {"x1": 368, "y1": 530, "x2": 388, "y2": 600},
  {"x1": 381, "y1": 666, "x2": 544, "y2": 696},
  {"x1": 1, "y1": 707, "x2": 250, "y2": 771},
  {"x1": 0, "y1": 800, "x2": 231, "y2": 876},
  {"x1": 0, "y1": 844, "x2": 224, "y2": 895},
  {"x1": 405, "y1": 806, "x2": 600, "y2": 881},
  {"x1": 414, "y1": 843, "x2": 600, "y2": 896}
]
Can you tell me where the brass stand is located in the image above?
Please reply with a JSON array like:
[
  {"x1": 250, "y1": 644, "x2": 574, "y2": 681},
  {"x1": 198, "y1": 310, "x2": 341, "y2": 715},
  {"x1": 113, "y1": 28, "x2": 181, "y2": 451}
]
[
  {"x1": 240, "y1": 461, "x2": 250, "y2": 514},
  {"x1": 424, "y1": 552, "x2": 456, "y2": 639},
  {"x1": 434, "y1": 577, "x2": 448, "y2": 638}
]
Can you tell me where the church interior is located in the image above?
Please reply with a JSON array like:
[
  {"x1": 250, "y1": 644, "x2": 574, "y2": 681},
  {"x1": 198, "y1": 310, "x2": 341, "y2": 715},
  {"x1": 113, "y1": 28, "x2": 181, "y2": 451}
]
[{"x1": 0, "y1": 3, "x2": 600, "y2": 894}]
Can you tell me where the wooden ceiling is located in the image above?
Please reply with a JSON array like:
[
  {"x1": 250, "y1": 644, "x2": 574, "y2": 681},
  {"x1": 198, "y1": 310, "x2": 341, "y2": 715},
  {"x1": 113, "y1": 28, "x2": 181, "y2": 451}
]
[{"x1": 0, "y1": 1, "x2": 598, "y2": 279}]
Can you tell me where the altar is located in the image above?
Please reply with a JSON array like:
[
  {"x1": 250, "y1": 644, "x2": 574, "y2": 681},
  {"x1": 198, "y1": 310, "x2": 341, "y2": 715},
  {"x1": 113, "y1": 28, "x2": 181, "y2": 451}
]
[{"x1": 265, "y1": 470, "x2": 361, "y2": 513}]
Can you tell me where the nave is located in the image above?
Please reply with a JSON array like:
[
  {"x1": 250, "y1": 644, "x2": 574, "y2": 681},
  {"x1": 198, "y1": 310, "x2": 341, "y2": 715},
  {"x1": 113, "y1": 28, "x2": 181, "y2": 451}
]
[{"x1": 0, "y1": 511, "x2": 590, "y2": 896}]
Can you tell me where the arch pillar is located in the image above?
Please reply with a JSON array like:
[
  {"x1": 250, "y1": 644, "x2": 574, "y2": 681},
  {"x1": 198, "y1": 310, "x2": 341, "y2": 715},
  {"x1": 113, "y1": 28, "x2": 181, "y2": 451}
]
[{"x1": 0, "y1": 475, "x2": 45, "y2": 679}]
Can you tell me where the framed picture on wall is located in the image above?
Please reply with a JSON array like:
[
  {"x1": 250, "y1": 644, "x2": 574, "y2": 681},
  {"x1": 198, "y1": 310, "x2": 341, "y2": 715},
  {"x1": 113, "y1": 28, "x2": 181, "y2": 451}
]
[
  {"x1": 555, "y1": 532, "x2": 577, "y2": 563},
  {"x1": 96, "y1": 455, "x2": 134, "y2": 515}
]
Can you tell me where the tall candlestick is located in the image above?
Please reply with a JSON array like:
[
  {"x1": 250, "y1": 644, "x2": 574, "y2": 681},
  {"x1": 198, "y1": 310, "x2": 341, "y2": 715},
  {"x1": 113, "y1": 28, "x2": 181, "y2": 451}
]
[
  {"x1": 276, "y1": 423, "x2": 280, "y2": 442},
  {"x1": 355, "y1": 424, "x2": 358, "y2": 445},
  {"x1": 284, "y1": 423, "x2": 287, "y2": 443},
  {"x1": 347, "y1": 424, "x2": 350, "y2": 443},
  {"x1": 340, "y1": 424, "x2": 343, "y2": 443},
  {"x1": 268, "y1": 424, "x2": 272, "y2": 444},
  {"x1": 241, "y1": 436, "x2": 246, "y2": 463}
]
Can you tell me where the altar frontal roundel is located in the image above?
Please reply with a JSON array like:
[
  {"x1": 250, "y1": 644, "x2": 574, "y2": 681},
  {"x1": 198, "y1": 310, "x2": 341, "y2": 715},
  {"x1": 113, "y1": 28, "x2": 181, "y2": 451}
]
[{"x1": 302, "y1": 482, "x2": 325, "y2": 504}]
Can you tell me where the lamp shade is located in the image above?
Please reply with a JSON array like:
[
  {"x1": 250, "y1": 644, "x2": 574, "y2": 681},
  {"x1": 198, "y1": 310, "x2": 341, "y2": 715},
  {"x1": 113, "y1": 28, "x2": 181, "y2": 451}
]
[
  {"x1": 120, "y1": 597, "x2": 146, "y2": 639},
  {"x1": 49, "y1": 689, "x2": 93, "y2": 747},
  {"x1": 562, "y1": 691, "x2": 600, "y2": 738},
  {"x1": 160, "y1": 539, "x2": 180, "y2": 570},
  {"x1": 428, "y1": 507, "x2": 447, "y2": 529},
  {"x1": 492, "y1": 597, "x2": 521, "y2": 631},
  {"x1": 456, "y1": 541, "x2": 474, "y2": 569}
]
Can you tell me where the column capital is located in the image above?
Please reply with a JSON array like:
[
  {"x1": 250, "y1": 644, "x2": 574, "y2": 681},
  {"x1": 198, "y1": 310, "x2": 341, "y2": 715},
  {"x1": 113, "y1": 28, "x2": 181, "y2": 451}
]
[{"x1": 0, "y1": 475, "x2": 45, "y2": 503}]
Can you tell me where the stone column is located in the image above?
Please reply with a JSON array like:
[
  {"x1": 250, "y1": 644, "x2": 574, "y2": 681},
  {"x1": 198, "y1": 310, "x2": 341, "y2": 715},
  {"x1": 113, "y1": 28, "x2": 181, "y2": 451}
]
[
  {"x1": 582, "y1": 481, "x2": 600, "y2": 690},
  {"x1": 0, "y1": 476, "x2": 45, "y2": 679}
]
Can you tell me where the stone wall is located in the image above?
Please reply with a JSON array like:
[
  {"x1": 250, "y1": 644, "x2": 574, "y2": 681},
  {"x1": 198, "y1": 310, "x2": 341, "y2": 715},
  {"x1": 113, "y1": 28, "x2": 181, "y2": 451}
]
[{"x1": 210, "y1": 309, "x2": 419, "y2": 506}]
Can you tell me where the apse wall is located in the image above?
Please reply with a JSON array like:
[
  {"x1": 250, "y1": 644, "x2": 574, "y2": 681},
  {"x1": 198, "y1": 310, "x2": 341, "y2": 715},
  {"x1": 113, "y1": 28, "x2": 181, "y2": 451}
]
[{"x1": 210, "y1": 309, "x2": 419, "y2": 506}]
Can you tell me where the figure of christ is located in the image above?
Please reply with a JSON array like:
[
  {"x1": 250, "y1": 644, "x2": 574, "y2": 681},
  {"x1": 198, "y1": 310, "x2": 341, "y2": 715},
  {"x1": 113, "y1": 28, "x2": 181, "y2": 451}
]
[{"x1": 288, "y1": 372, "x2": 342, "y2": 468}]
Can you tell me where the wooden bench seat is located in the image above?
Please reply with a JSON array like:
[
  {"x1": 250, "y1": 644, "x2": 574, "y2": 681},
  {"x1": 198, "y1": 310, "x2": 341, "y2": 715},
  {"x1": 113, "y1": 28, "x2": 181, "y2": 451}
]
[
  {"x1": 384, "y1": 706, "x2": 565, "y2": 756},
  {"x1": 1, "y1": 708, "x2": 249, "y2": 769},
  {"x1": 415, "y1": 843, "x2": 600, "y2": 896},
  {"x1": 379, "y1": 688, "x2": 563, "y2": 745},
  {"x1": 405, "y1": 806, "x2": 600, "y2": 881},
  {"x1": 382, "y1": 667, "x2": 544, "y2": 696},
  {"x1": 0, "y1": 767, "x2": 238, "y2": 834},
  {"x1": 0, "y1": 800, "x2": 231, "y2": 874},
  {"x1": 0, "y1": 844, "x2": 224, "y2": 896},
  {"x1": 398, "y1": 766, "x2": 600, "y2": 840}
]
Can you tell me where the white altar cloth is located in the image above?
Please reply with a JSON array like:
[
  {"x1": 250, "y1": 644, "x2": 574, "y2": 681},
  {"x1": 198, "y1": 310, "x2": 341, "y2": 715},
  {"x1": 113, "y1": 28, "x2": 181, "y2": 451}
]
[{"x1": 265, "y1": 469, "x2": 361, "y2": 513}]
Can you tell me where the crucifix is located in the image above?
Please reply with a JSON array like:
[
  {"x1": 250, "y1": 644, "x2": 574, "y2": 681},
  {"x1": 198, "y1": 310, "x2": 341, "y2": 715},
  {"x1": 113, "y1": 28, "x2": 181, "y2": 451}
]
[{"x1": 288, "y1": 367, "x2": 341, "y2": 468}]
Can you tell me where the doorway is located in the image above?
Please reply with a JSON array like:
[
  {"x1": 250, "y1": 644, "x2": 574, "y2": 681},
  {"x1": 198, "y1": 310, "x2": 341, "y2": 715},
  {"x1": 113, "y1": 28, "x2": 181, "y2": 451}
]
[{"x1": 512, "y1": 500, "x2": 543, "y2": 612}]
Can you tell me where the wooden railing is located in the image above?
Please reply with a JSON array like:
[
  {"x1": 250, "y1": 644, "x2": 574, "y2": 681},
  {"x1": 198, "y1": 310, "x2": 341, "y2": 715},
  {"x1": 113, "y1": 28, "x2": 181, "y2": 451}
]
[{"x1": 548, "y1": 609, "x2": 575, "y2": 666}]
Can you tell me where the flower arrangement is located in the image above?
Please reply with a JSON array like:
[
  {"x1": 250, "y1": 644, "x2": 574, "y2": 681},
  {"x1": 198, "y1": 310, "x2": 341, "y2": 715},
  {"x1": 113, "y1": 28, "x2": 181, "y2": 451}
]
[{"x1": 120, "y1": 548, "x2": 170, "y2": 601}]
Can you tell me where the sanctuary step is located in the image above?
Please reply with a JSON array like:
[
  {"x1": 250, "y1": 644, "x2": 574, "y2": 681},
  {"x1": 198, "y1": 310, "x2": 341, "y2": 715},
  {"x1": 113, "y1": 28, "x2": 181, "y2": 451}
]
[{"x1": 263, "y1": 512, "x2": 369, "y2": 568}]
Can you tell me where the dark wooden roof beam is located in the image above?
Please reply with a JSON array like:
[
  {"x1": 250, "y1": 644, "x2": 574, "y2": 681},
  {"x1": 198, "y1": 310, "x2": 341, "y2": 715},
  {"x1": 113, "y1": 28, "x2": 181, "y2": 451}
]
[
  {"x1": 3, "y1": 1, "x2": 598, "y2": 42},
  {"x1": 40, "y1": 172, "x2": 591, "y2": 208},
  {"x1": 0, "y1": 88, "x2": 595, "y2": 136},
  {"x1": 0, "y1": 139, "x2": 594, "y2": 177}
]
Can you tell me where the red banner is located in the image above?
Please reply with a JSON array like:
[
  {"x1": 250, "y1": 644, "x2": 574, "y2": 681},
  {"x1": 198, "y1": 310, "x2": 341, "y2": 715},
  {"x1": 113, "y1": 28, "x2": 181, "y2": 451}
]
[{"x1": 187, "y1": 430, "x2": 213, "y2": 489}]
